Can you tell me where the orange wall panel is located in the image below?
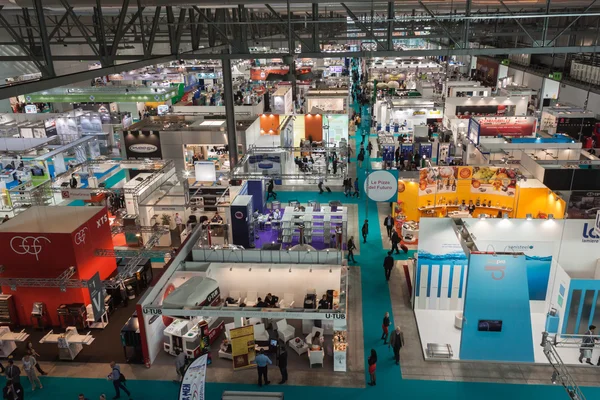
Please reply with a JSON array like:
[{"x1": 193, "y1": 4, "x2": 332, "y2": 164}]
[{"x1": 304, "y1": 114, "x2": 323, "y2": 142}]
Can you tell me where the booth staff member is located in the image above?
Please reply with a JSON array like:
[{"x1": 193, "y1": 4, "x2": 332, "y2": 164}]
[
  {"x1": 255, "y1": 349, "x2": 272, "y2": 387},
  {"x1": 318, "y1": 294, "x2": 329, "y2": 309},
  {"x1": 278, "y1": 347, "x2": 288, "y2": 384},
  {"x1": 383, "y1": 215, "x2": 394, "y2": 238},
  {"x1": 468, "y1": 200, "x2": 475, "y2": 215},
  {"x1": 70, "y1": 174, "x2": 78, "y2": 189},
  {"x1": 579, "y1": 325, "x2": 597, "y2": 365}
]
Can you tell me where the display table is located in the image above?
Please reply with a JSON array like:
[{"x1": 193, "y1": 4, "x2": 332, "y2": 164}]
[
  {"x1": 0, "y1": 327, "x2": 29, "y2": 358},
  {"x1": 401, "y1": 221, "x2": 419, "y2": 243},
  {"x1": 288, "y1": 338, "x2": 309, "y2": 355},
  {"x1": 40, "y1": 326, "x2": 95, "y2": 360}
]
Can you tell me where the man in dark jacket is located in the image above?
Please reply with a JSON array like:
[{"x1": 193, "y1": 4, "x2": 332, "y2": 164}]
[
  {"x1": 384, "y1": 251, "x2": 394, "y2": 281},
  {"x1": 391, "y1": 230, "x2": 400, "y2": 254},
  {"x1": 383, "y1": 214, "x2": 394, "y2": 238},
  {"x1": 278, "y1": 347, "x2": 288, "y2": 384},
  {"x1": 347, "y1": 236, "x2": 356, "y2": 263},
  {"x1": 389, "y1": 326, "x2": 404, "y2": 365},
  {"x1": 361, "y1": 220, "x2": 369, "y2": 243}
]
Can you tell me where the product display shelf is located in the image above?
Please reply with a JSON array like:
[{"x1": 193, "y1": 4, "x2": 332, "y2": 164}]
[
  {"x1": 417, "y1": 205, "x2": 513, "y2": 212},
  {"x1": 281, "y1": 206, "x2": 347, "y2": 245},
  {"x1": 0, "y1": 295, "x2": 17, "y2": 328},
  {"x1": 333, "y1": 330, "x2": 347, "y2": 372}
]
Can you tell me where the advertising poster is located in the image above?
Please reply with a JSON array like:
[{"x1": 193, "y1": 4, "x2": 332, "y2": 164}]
[
  {"x1": 230, "y1": 325, "x2": 255, "y2": 370},
  {"x1": 467, "y1": 118, "x2": 480, "y2": 144},
  {"x1": 417, "y1": 166, "x2": 472, "y2": 195},
  {"x1": 476, "y1": 117, "x2": 536, "y2": 137},
  {"x1": 566, "y1": 191, "x2": 600, "y2": 219},
  {"x1": 460, "y1": 253, "x2": 535, "y2": 362},
  {"x1": 179, "y1": 354, "x2": 207, "y2": 400},
  {"x1": 44, "y1": 119, "x2": 58, "y2": 137},
  {"x1": 123, "y1": 130, "x2": 162, "y2": 160},
  {"x1": 470, "y1": 167, "x2": 518, "y2": 197}
]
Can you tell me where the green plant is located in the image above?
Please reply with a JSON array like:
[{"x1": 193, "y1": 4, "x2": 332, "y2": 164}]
[{"x1": 161, "y1": 214, "x2": 172, "y2": 225}]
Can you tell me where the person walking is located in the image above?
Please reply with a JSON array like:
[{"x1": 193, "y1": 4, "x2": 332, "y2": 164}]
[
  {"x1": 384, "y1": 251, "x2": 394, "y2": 281},
  {"x1": 255, "y1": 349, "x2": 272, "y2": 387},
  {"x1": 367, "y1": 141, "x2": 373, "y2": 157},
  {"x1": 381, "y1": 312, "x2": 391, "y2": 344},
  {"x1": 389, "y1": 326, "x2": 404, "y2": 365},
  {"x1": 383, "y1": 214, "x2": 394, "y2": 238},
  {"x1": 278, "y1": 346, "x2": 288, "y2": 384},
  {"x1": 317, "y1": 178, "x2": 324, "y2": 194},
  {"x1": 108, "y1": 361, "x2": 131, "y2": 399},
  {"x1": 579, "y1": 325, "x2": 597, "y2": 365},
  {"x1": 357, "y1": 149, "x2": 365, "y2": 168},
  {"x1": 391, "y1": 230, "x2": 400, "y2": 254},
  {"x1": 22, "y1": 354, "x2": 42, "y2": 391},
  {"x1": 347, "y1": 236, "x2": 357, "y2": 263},
  {"x1": 3, "y1": 379, "x2": 23, "y2": 400},
  {"x1": 266, "y1": 179, "x2": 277, "y2": 201},
  {"x1": 78, "y1": 394, "x2": 91, "y2": 400},
  {"x1": 361, "y1": 220, "x2": 369, "y2": 243},
  {"x1": 174, "y1": 349, "x2": 186, "y2": 382},
  {"x1": 353, "y1": 178, "x2": 359, "y2": 198},
  {"x1": 25, "y1": 342, "x2": 47, "y2": 376},
  {"x1": 367, "y1": 349, "x2": 377, "y2": 386}
]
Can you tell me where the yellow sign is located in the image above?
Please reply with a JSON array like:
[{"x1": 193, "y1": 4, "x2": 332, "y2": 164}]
[{"x1": 230, "y1": 325, "x2": 255, "y2": 370}]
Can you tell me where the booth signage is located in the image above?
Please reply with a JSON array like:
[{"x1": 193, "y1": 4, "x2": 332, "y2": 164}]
[
  {"x1": 87, "y1": 272, "x2": 104, "y2": 322},
  {"x1": 364, "y1": 171, "x2": 398, "y2": 202},
  {"x1": 10, "y1": 235, "x2": 51, "y2": 261},
  {"x1": 61, "y1": 189, "x2": 93, "y2": 200},
  {"x1": 230, "y1": 325, "x2": 255, "y2": 370},
  {"x1": 123, "y1": 130, "x2": 162, "y2": 160},
  {"x1": 24, "y1": 105, "x2": 37, "y2": 114},
  {"x1": 595, "y1": 211, "x2": 600, "y2": 236},
  {"x1": 179, "y1": 354, "x2": 207, "y2": 400},
  {"x1": 143, "y1": 306, "x2": 347, "y2": 321}
]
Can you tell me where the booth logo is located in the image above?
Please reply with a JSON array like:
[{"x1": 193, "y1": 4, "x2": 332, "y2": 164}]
[
  {"x1": 129, "y1": 144, "x2": 158, "y2": 153},
  {"x1": 583, "y1": 223, "x2": 600, "y2": 243},
  {"x1": 10, "y1": 236, "x2": 51, "y2": 261},
  {"x1": 234, "y1": 211, "x2": 244, "y2": 220},
  {"x1": 96, "y1": 214, "x2": 108, "y2": 228},
  {"x1": 74, "y1": 227, "x2": 89, "y2": 245}
]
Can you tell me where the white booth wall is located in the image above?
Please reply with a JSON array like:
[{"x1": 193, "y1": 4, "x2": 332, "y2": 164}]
[{"x1": 444, "y1": 96, "x2": 529, "y2": 120}]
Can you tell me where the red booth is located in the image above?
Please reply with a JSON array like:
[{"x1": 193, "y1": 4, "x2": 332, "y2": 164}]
[{"x1": 0, "y1": 206, "x2": 117, "y2": 327}]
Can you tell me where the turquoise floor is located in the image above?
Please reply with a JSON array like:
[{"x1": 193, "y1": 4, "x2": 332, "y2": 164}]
[{"x1": 29, "y1": 105, "x2": 600, "y2": 399}]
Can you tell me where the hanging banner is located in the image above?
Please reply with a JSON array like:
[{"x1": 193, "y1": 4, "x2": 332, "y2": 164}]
[
  {"x1": 179, "y1": 354, "x2": 208, "y2": 400},
  {"x1": 230, "y1": 325, "x2": 255, "y2": 370}
]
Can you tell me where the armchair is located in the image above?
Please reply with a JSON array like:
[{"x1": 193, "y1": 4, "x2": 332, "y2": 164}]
[
  {"x1": 278, "y1": 293, "x2": 295, "y2": 309},
  {"x1": 228, "y1": 291, "x2": 241, "y2": 305},
  {"x1": 244, "y1": 291, "x2": 258, "y2": 307},
  {"x1": 253, "y1": 323, "x2": 269, "y2": 341},
  {"x1": 276, "y1": 319, "x2": 295, "y2": 343},
  {"x1": 224, "y1": 322, "x2": 236, "y2": 340},
  {"x1": 306, "y1": 327, "x2": 324, "y2": 349},
  {"x1": 308, "y1": 349, "x2": 324, "y2": 367}
]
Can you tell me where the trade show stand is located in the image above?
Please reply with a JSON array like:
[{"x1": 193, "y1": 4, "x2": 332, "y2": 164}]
[
  {"x1": 413, "y1": 217, "x2": 600, "y2": 364},
  {"x1": 139, "y1": 261, "x2": 349, "y2": 373}
]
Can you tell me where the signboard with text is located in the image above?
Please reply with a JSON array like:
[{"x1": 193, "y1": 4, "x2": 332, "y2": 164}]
[
  {"x1": 230, "y1": 325, "x2": 255, "y2": 370},
  {"x1": 364, "y1": 171, "x2": 398, "y2": 202}
]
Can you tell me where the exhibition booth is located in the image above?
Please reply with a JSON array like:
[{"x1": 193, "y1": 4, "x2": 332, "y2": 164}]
[
  {"x1": 139, "y1": 247, "x2": 349, "y2": 372},
  {"x1": 395, "y1": 165, "x2": 566, "y2": 225},
  {"x1": 481, "y1": 134, "x2": 582, "y2": 164},
  {"x1": 0, "y1": 156, "x2": 51, "y2": 212},
  {"x1": 305, "y1": 89, "x2": 350, "y2": 115},
  {"x1": 374, "y1": 98, "x2": 443, "y2": 138},
  {"x1": 412, "y1": 216, "x2": 600, "y2": 365},
  {"x1": 539, "y1": 105, "x2": 597, "y2": 140}
]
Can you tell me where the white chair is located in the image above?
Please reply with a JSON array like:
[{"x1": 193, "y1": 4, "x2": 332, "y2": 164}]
[
  {"x1": 454, "y1": 312, "x2": 463, "y2": 330},
  {"x1": 278, "y1": 293, "x2": 295, "y2": 309},
  {"x1": 305, "y1": 327, "x2": 324, "y2": 348},
  {"x1": 276, "y1": 319, "x2": 296, "y2": 343},
  {"x1": 253, "y1": 323, "x2": 269, "y2": 341},
  {"x1": 244, "y1": 291, "x2": 258, "y2": 307},
  {"x1": 247, "y1": 317, "x2": 262, "y2": 326},
  {"x1": 308, "y1": 349, "x2": 324, "y2": 367},
  {"x1": 224, "y1": 322, "x2": 236, "y2": 340},
  {"x1": 228, "y1": 291, "x2": 241, "y2": 305}
]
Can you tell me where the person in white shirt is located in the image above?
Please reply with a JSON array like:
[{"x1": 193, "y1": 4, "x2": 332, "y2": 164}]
[
  {"x1": 22, "y1": 354, "x2": 42, "y2": 391},
  {"x1": 174, "y1": 350, "x2": 187, "y2": 382},
  {"x1": 175, "y1": 213, "x2": 183, "y2": 232}
]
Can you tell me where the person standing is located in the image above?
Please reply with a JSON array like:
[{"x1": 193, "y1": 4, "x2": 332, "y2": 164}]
[
  {"x1": 347, "y1": 236, "x2": 357, "y2": 263},
  {"x1": 278, "y1": 347, "x2": 288, "y2": 384},
  {"x1": 317, "y1": 178, "x2": 324, "y2": 194},
  {"x1": 5, "y1": 358, "x2": 20, "y2": 384},
  {"x1": 255, "y1": 349, "x2": 272, "y2": 387},
  {"x1": 367, "y1": 141, "x2": 373, "y2": 157},
  {"x1": 367, "y1": 349, "x2": 377, "y2": 386},
  {"x1": 391, "y1": 230, "x2": 400, "y2": 254},
  {"x1": 78, "y1": 394, "x2": 90, "y2": 400},
  {"x1": 174, "y1": 350, "x2": 186, "y2": 382},
  {"x1": 108, "y1": 361, "x2": 131, "y2": 399},
  {"x1": 266, "y1": 180, "x2": 277, "y2": 201},
  {"x1": 25, "y1": 342, "x2": 47, "y2": 376},
  {"x1": 389, "y1": 326, "x2": 404, "y2": 365},
  {"x1": 22, "y1": 354, "x2": 42, "y2": 391},
  {"x1": 2, "y1": 379, "x2": 23, "y2": 400},
  {"x1": 175, "y1": 213, "x2": 183, "y2": 233},
  {"x1": 384, "y1": 251, "x2": 394, "y2": 281},
  {"x1": 357, "y1": 149, "x2": 365, "y2": 168},
  {"x1": 580, "y1": 325, "x2": 597, "y2": 365},
  {"x1": 361, "y1": 220, "x2": 369, "y2": 243},
  {"x1": 383, "y1": 214, "x2": 394, "y2": 238},
  {"x1": 381, "y1": 312, "x2": 391, "y2": 344},
  {"x1": 353, "y1": 178, "x2": 359, "y2": 198}
]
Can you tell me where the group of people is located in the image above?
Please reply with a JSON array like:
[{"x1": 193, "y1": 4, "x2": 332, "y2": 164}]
[
  {"x1": 343, "y1": 177, "x2": 359, "y2": 197},
  {"x1": 367, "y1": 316, "x2": 405, "y2": 386}
]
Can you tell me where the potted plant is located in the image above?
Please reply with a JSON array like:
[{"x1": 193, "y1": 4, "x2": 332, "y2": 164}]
[{"x1": 161, "y1": 214, "x2": 172, "y2": 226}]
